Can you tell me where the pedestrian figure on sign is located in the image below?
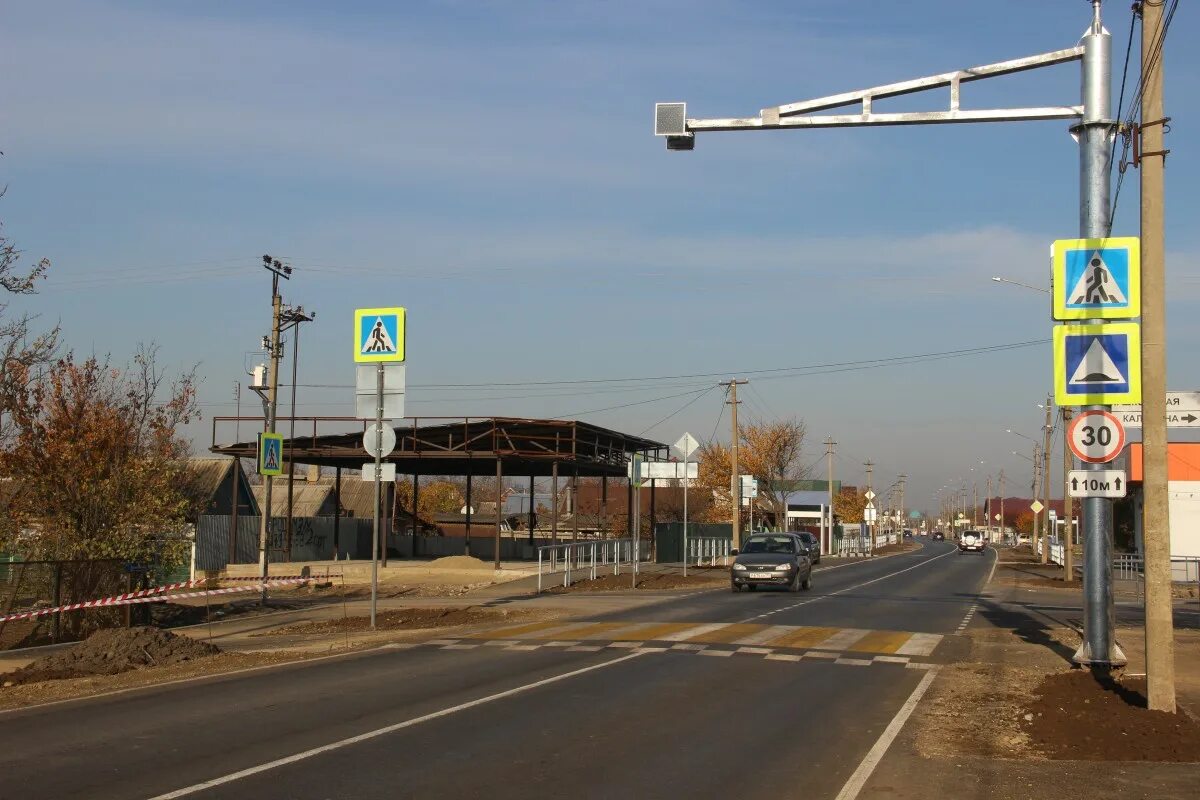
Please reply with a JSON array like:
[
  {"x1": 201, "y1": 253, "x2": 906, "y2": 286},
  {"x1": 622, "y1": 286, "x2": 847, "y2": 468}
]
[
  {"x1": 1077, "y1": 257, "x2": 1111, "y2": 304},
  {"x1": 368, "y1": 321, "x2": 389, "y2": 352}
]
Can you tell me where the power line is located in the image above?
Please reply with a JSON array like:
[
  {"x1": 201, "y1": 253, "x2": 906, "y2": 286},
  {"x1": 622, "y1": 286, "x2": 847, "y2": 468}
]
[{"x1": 639, "y1": 385, "x2": 718, "y2": 436}]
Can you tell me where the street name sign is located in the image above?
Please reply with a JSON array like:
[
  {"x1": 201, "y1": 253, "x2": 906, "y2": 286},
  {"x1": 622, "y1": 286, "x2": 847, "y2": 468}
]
[
  {"x1": 258, "y1": 432, "x2": 284, "y2": 476},
  {"x1": 1068, "y1": 469, "x2": 1127, "y2": 499},
  {"x1": 1052, "y1": 237, "x2": 1140, "y2": 320},
  {"x1": 1112, "y1": 391, "x2": 1200, "y2": 429},
  {"x1": 641, "y1": 462, "x2": 699, "y2": 480},
  {"x1": 354, "y1": 307, "x2": 406, "y2": 363},
  {"x1": 1067, "y1": 410, "x2": 1125, "y2": 464},
  {"x1": 1053, "y1": 322, "x2": 1141, "y2": 406},
  {"x1": 361, "y1": 463, "x2": 397, "y2": 482}
]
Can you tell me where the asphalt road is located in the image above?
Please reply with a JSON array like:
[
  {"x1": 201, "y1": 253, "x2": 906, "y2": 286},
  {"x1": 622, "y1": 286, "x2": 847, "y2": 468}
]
[{"x1": 0, "y1": 540, "x2": 994, "y2": 800}]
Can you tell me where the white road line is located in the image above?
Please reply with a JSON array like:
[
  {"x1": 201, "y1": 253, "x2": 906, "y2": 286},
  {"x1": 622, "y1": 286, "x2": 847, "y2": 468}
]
[
  {"x1": 813, "y1": 628, "x2": 871, "y2": 651},
  {"x1": 730, "y1": 625, "x2": 793, "y2": 646},
  {"x1": 894, "y1": 633, "x2": 942, "y2": 657},
  {"x1": 833, "y1": 666, "x2": 940, "y2": 800},
  {"x1": 146, "y1": 651, "x2": 649, "y2": 800},
  {"x1": 737, "y1": 547, "x2": 959, "y2": 624},
  {"x1": 657, "y1": 622, "x2": 729, "y2": 642}
]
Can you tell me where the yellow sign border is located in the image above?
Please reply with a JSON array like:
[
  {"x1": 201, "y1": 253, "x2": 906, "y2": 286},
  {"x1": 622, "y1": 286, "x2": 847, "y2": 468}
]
[
  {"x1": 1051, "y1": 237, "x2": 1140, "y2": 320},
  {"x1": 1053, "y1": 322, "x2": 1142, "y2": 406},
  {"x1": 258, "y1": 432, "x2": 285, "y2": 476},
  {"x1": 353, "y1": 307, "x2": 406, "y2": 363}
]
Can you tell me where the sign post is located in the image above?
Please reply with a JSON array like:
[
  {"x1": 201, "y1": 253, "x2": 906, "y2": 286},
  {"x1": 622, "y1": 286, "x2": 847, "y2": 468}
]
[
  {"x1": 674, "y1": 433, "x2": 700, "y2": 576},
  {"x1": 354, "y1": 306, "x2": 406, "y2": 629}
]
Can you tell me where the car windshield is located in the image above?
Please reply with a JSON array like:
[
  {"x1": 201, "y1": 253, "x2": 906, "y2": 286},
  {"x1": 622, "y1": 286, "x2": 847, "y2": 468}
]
[
  {"x1": 741, "y1": 536, "x2": 796, "y2": 554},
  {"x1": 798, "y1": 534, "x2": 815, "y2": 544}
]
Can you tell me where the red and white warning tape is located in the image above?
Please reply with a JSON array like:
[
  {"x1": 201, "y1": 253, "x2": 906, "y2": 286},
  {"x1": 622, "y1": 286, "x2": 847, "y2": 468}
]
[{"x1": 0, "y1": 577, "x2": 312, "y2": 624}]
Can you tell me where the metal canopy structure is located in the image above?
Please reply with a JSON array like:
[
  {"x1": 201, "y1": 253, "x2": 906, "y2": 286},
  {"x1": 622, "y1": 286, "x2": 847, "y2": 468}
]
[{"x1": 210, "y1": 416, "x2": 668, "y2": 476}]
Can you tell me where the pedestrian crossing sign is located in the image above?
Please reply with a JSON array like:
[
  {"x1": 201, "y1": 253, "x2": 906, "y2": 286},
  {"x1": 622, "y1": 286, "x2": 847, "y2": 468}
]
[
  {"x1": 353, "y1": 307, "x2": 406, "y2": 363},
  {"x1": 1052, "y1": 237, "x2": 1139, "y2": 320},
  {"x1": 258, "y1": 432, "x2": 284, "y2": 476},
  {"x1": 1053, "y1": 322, "x2": 1141, "y2": 406}
]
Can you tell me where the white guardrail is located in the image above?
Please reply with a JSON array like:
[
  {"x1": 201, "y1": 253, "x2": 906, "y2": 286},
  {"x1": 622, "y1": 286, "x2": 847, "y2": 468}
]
[
  {"x1": 686, "y1": 537, "x2": 731, "y2": 567},
  {"x1": 535, "y1": 538, "x2": 648, "y2": 593}
]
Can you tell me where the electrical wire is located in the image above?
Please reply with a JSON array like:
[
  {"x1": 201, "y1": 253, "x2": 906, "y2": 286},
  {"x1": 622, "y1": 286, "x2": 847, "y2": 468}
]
[
  {"x1": 638, "y1": 385, "x2": 718, "y2": 436},
  {"x1": 707, "y1": 387, "x2": 730, "y2": 444}
]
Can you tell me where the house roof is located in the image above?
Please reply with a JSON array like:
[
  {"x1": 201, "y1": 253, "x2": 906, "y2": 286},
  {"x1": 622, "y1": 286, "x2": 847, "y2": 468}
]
[
  {"x1": 251, "y1": 481, "x2": 335, "y2": 517},
  {"x1": 333, "y1": 480, "x2": 379, "y2": 518},
  {"x1": 183, "y1": 458, "x2": 234, "y2": 503}
]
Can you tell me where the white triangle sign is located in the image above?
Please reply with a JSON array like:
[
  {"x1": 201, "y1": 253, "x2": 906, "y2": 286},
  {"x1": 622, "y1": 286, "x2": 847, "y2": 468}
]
[
  {"x1": 1069, "y1": 337, "x2": 1126, "y2": 386},
  {"x1": 1069, "y1": 251, "x2": 1127, "y2": 306},
  {"x1": 361, "y1": 317, "x2": 397, "y2": 354}
]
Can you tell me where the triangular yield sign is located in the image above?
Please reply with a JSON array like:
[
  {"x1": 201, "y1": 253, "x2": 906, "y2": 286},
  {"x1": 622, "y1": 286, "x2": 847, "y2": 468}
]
[
  {"x1": 361, "y1": 317, "x2": 397, "y2": 354},
  {"x1": 1069, "y1": 251, "x2": 1127, "y2": 306},
  {"x1": 1069, "y1": 337, "x2": 1125, "y2": 385}
]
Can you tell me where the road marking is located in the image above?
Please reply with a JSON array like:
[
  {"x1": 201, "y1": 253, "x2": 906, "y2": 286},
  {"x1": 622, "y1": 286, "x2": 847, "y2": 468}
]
[
  {"x1": 145, "y1": 651, "x2": 649, "y2": 800},
  {"x1": 737, "y1": 547, "x2": 959, "y2": 624},
  {"x1": 686, "y1": 623, "x2": 763, "y2": 644},
  {"x1": 730, "y1": 624, "x2": 793, "y2": 646},
  {"x1": 813, "y1": 628, "x2": 871, "y2": 651},
  {"x1": 764, "y1": 625, "x2": 841, "y2": 649},
  {"x1": 847, "y1": 629, "x2": 914, "y2": 655},
  {"x1": 833, "y1": 666, "x2": 941, "y2": 800},
  {"x1": 894, "y1": 633, "x2": 943, "y2": 657},
  {"x1": 657, "y1": 622, "x2": 729, "y2": 642}
]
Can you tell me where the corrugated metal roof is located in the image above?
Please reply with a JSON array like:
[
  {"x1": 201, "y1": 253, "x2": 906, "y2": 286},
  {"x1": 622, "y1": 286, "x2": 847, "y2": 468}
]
[{"x1": 183, "y1": 458, "x2": 232, "y2": 503}]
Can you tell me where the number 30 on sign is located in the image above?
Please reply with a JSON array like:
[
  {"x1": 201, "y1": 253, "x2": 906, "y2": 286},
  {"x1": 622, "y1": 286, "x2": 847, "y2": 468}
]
[{"x1": 1067, "y1": 410, "x2": 1126, "y2": 464}]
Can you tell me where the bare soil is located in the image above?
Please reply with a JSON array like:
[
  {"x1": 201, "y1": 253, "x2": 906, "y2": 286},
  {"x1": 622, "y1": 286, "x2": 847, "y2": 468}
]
[
  {"x1": 1022, "y1": 671, "x2": 1200, "y2": 762},
  {"x1": 257, "y1": 606, "x2": 513, "y2": 636},
  {"x1": 545, "y1": 572, "x2": 725, "y2": 593},
  {"x1": 875, "y1": 540, "x2": 921, "y2": 556},
  {"x1": 2, "y1": 627, "x2": 220, "y2": 686}
]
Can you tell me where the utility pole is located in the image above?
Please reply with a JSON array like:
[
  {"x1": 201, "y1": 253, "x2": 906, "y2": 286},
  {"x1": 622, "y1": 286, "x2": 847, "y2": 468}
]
[
  {"x1": 864, "y1": 460, "x2": 874, "y2": 556},
  {"x1": 257, "y1": 254, "x2": 291, "y2": 603},
  {"x1": 999, "y1": 470, "x2": 1006, "y2": 543},
  {"x1": 1139, "y1": 0, "x2": 1176, "y2": 711},
  {"x1": 898, "y1": 474, "x2": 906, "y2": 537},
  {"x1": 972, "y1": 483, "x2": 979, "y2": 527},
  {"x1": 985, "y1": 474, "x2": 992, "y2": 534},
  {"x1": 1041, "y1": 395, "x2": 1054, "y2": 564},
  {"x1": 1062, "y1": 408, "x2": 1074, "y2": 581},
  {"x1": 1032, "y1": 443, "x2": 1042, "y2": 552},
  {"x1": 825, "y1": 438, "x2": 836, "y2": 556},
  {"x1": 721, "y1": 380, "x2": 747, "y2": 548},
  {"x1": 281, "y1": 305, "x2": 315, "y2": 560}
]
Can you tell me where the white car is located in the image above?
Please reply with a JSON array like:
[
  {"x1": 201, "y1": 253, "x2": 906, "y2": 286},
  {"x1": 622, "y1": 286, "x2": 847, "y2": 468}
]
[{"x1": 959, "y1": 530, "x2": 986, "y2": 554}]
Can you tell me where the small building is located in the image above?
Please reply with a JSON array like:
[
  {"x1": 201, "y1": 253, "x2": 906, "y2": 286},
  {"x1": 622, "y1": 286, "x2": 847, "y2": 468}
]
[
  {"x1": 1125, "y1": 442, "x2": 1200, "y2": 560},
  {"x1": 182, "y1": 457, "x2": 258, "y2": 520}
]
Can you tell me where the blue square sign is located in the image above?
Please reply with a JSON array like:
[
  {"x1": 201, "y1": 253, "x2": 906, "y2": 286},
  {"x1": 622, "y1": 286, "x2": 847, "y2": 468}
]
[
  {"x1": 1053, "y1": 322, "x2": 1142, "y2": 406},
  {"x1": 1052, "y1": 237, "x2": 1140, "y2": 320}
]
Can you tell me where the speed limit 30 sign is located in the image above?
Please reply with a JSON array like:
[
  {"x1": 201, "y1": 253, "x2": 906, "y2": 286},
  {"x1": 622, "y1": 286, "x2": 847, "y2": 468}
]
[{"x1": 1067, "y1": 410, "x2": 1126, "y2": 463}]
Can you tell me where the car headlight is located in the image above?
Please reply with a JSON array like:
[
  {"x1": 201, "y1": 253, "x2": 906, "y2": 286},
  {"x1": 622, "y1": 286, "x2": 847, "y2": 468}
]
[
  {"x1": 775, "y1": 563, "x2": 792, "y2": 571},
  {"x1": 733, "y1": 563, "x2": 747, "y2": 571}
]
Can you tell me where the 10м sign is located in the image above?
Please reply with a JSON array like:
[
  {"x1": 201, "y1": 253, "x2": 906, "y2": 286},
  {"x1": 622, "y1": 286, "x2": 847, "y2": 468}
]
[{"x1": 1068, "y1": 470, "x2": 1127, "y2": 499}]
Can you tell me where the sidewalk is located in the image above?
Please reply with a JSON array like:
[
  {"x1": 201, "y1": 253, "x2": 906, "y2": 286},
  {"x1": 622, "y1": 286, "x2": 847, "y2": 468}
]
[{"x1": 858, "y1": 548, "x2": 1200, "y2": 800}]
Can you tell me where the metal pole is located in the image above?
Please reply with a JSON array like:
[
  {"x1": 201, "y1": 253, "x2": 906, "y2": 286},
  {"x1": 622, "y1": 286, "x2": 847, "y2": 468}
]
[
  {"x1": 1041, "y1": 396, "x2": 1054, "y2": 563},
  {"x1": 1075, "y1": 3, "x2": 1120, "y2": 667},
  {"x1": 528, "y1": 475, "x2": 536, "y2": 546},
  {"x1": 1062, "y1": 409, "x2": 1074, "y2": 580},
  {"x1": 1139, "y1": 0, "x2": 1176, "y2": 709},
  {"x1": 494, "y1": 459, "x2": 503, "y2": 569},
  {"x1": 285, "y1": 321, "x2": 301, "y2": 561},
  {"x1": 721, "y1": 380, "x2": 746, "y2": 547},
  {"x1": 258, "y1": 280, "x2": 282, "y2": 604},
  {"x1": 826, "y1": 437, "x2": 836, "y2": 555},
  {"x1": 370, "y1": 362, "x2": 382, "y2": 629},
  {"x1": 682, "y1": 458, "x2": 689, "y2": 577}
]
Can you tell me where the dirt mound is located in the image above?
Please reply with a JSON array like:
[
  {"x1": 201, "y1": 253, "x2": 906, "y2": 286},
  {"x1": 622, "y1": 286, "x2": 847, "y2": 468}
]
[
  {"x1": 1022, "y1": 670, "x2": 1200, "y2": 761},
  {"x1": 427, "y1": 555, "x2": 493, "y2": 572},
  {"x1": 3, "y1": 627, "x2": 220, "y2": 686},
  {"x1": 260, "y1": 606, "x2": 513, "y2": 635}
]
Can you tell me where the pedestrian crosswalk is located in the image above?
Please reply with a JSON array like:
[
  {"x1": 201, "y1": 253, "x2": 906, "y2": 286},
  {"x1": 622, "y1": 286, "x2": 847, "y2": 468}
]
[{"x1": 466, "y1": 619, "x2": 944, "y2": 659}]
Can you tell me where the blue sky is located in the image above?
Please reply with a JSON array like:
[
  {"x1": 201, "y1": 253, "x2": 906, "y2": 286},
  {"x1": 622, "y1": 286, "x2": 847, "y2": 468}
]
[{"x1": 2, "y1": 0, "x2": 1197, "y2": 513}]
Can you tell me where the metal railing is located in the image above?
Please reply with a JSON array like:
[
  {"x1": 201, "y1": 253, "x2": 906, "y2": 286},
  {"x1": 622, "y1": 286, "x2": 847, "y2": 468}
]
[
  {"x1": 535, "y1": 538, "x2": 647, "y2": 593},
  {"x1": 686, "y1": 537, "x2": 731, "y2": 567}
]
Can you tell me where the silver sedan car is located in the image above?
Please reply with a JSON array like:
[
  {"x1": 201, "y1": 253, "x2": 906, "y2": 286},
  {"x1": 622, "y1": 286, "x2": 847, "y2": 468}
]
[{"x1": 731, "y1": 534, "x2": 813, "y2": 593}]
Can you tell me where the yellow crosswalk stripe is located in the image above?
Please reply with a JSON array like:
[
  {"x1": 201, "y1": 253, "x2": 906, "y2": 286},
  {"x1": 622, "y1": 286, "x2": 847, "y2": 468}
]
[
  {"x1": 469, "y1": 621, "x2": 573, "y2": 640},
  {"x1": 609, "y1": 622, "x2": 704, "y2": 641},
  {"x1": 533, "y1": 621, "x2": 630, "y2": 640},
  {"x1": 762, "y1": 626, "x2": 840, "y2": 649},
  {"x1": 846, "y1": 630, "x2": 914, "y2": 655},
  {"x1": 685, "y1": 623, "x2": 764, "y2": 644}
]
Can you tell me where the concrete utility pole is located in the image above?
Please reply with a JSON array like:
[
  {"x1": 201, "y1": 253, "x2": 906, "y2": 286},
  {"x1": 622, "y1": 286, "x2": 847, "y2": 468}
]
[
  {"x1": 721, "y1": 380, "x2": 747, "y2": 547},
  {"x1": 1041, "y1": 395, "x2": 1054, "y2": 564},
  {"x1": 999, "y1": 471, "x2": 1006, "y2": 543},
  {"x1": 257, "y1": 255, "x2": 291, "y2": 603},
  {"x1": 1061, "y1": 408, "x2": 1074, "y2": 580},
  {"x1": 1139, "y1": 0, "x2": 1176, "y2": 711},
  {"x1": 972, "y1": 483, "x2": 979, "y2": 527},
  {"x1": 898, "y1": 474, "x2": 906, "y2": 536},
  {"x1": 1032, "y1": 444, "x2": 1042, "y2": 550},
  {"x1": 985, "y1": 475, "x2": 992, "y2": 533},
  {"x1": 281, "y1": 305, "x2": 315, "y2": 560},
  {"x1": 825, "y1": 437, "x2": 836, "y2": 555}
]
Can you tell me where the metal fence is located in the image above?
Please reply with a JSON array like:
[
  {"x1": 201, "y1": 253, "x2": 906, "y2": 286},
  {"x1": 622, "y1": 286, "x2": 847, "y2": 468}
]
[
  {"x1": 0, "y1": 559, "x2": 137, "y2": 649},
  {"x1": 535, "y1": 538, "x2": 646, "y2": 593},
  {"x1": 687, "y1": 537, "x2": 732, "y2": 567}
]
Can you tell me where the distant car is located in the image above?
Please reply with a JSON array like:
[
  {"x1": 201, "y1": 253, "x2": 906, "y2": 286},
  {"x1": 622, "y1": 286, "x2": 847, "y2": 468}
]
[
  {"x1": 793, "y1": 531, "x2": 821, "y2": 564},
  {"x1": 931, "y1": 531, "x2": 945, "y2": 541},
  {"x1": 731, "y1": 534, "x2": 813, "y2": 593},
  {"x1": 902, "y1": 529, "x2": 913, "y2": 539},
  {"x1": 959, "y1": 530, "x2": 986, "y2": 554}
]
